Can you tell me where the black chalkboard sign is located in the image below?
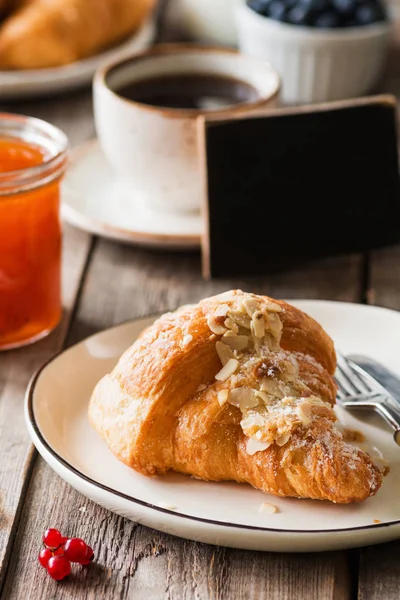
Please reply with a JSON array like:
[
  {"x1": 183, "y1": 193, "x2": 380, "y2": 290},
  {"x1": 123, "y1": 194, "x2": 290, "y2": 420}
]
[{"x1": 200, "y1": 95, "x2": 400, "y2": 279}]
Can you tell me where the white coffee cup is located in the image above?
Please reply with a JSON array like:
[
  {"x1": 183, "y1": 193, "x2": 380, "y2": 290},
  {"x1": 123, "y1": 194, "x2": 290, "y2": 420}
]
[{"x1": 94, "y1": 44, "x2": 280, "y2": 214}]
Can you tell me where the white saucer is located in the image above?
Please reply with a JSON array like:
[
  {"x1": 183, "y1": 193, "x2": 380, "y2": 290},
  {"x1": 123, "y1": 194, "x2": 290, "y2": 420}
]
[
  {"x1": 0, "y1": 18, "x2": 155, "y2": 100},
  {"x1": 25, "y1": 301, "x2": 400, "y2": 552},
  {"x1": 62, "y1": 140, "x2": 202, "y2": 249}
]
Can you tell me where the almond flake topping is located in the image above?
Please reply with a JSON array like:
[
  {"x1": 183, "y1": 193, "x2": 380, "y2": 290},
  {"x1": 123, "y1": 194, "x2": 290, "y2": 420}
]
[
  {"x1": 215, "y1": 358, "x2": 239, "y2": 381},
  {"x1": 259, "y1": 502, "x2": 279, "y2": 513},
  {"x1": 246, "y1": 438, "x2": 271, "y2": 455},
  {"x1": 218, "y1": 390, "x2": 229, "y2": 406},
  {"x1": 276, "y1": 434, "x2": 291, "y2": 447},
  {"x1": 216, "y1": 341, "x2": 234, "y2": 366},
  {"x1": 222, "y1": 334, "x2": 249, "y2": 351},
  {"x1": 224, "y1": 317, "x2": 239, "y2": 333},
  {"x1": 252, "y1": 311, "x2": 266, "y2": 338},
  {"x1": 242, "y1": 298, "x2": 260, "y2": 317},
  {"x1": 229, "y1": 311, "x2": 251, "y2": 329},
  {"x1": 205, "y1": 291, "x2": 330, "y2": 448},
  {"x1": 207, "y1": 314, "x2": 226, "y2": 335},
  {"x1": 228, "y1": 387, "x2": 259, "y2": 410}
]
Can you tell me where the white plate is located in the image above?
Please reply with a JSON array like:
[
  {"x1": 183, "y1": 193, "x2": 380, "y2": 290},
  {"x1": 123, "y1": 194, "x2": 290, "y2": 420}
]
[
  {"x1": 61, "y1": 140, "x2": 202, "y2": 249},
  {"x1": 25, "y1": 301, "x2": 400, "y2": 552},
  {"x1": 0, "y1": 18, "x2": 155, "y2": 100}
]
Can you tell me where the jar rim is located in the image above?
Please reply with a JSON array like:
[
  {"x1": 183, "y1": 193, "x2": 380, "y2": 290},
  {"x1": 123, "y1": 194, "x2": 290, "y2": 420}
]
[{"x1": 0, "y1": 112, "x2": 68, "y2": 196}]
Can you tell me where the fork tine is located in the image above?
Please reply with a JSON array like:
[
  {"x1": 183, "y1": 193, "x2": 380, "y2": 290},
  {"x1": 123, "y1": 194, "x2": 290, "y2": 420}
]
[
  {"x1": 336, "y1": 354, "x2": 371, "y2": 394},
  {"x1": 335, "y1": 364, "x2": 358, "y2": 397}
]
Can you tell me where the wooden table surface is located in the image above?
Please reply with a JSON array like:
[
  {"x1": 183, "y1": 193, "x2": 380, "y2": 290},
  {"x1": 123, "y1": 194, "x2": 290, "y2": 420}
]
[{"x1": 1, "y1": 17, "x2": 400, "y2": 600}]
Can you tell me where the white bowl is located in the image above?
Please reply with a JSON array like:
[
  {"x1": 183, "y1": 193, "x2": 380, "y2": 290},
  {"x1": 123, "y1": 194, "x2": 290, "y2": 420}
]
[
  {"x1": 235, "y1": 0, "x2": 390, "y2": 104},
  {"x1": 168, "y1": 0, "x2": 238, "y2": 46}
]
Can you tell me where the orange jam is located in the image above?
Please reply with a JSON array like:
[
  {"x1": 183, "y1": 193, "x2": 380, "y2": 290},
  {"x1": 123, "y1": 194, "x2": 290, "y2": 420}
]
[{"x1": 0, "y1": 136, "x2": 65, "y2": 349}]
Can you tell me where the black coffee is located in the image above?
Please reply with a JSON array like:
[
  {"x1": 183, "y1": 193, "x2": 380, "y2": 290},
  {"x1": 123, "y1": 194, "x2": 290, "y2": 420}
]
[{"x1": 116, "y1": 73, "x2": 260, "y2": 110}]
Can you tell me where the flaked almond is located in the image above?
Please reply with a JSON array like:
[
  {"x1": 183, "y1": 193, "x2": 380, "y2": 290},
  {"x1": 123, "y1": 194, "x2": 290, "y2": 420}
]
[
  {"x1": 216, "y1": 340, "x2": 234, "y2": 366},
  {"x1": 268, "y1": 312, "x2": 283, "y2": 340},
  {"x1": 251, "y1": 327, "x2": 263, "y2": 352},
  {"x1": 207, "y1": 314, "x2": 226, "y2": 335},
  {"x1": 182, "y1": 334, "x2": 193, "y2": 346},
  {"x1": 260, "y1": 379, "x2": 285, "y2": 398},
  {"x1": 218, "y1": 389, "x2": 229, "y2": 406},
  {"x1": 241, "y1": 412, "x2": 265, "y2": 429},
  {"x1": 222, "y1": 334, "x2": 249, "y2": 351},
  {"x1": 258, "y1": 502, "x2": 279, "y2": 513},
  {"x1": 215, "y1": 358, "x2": 239, "y2": 381},
  {"x1": 215, "y1": 291, "x2": 236, "y2": 302},
  {"x1": 229, "y1": 311, "x2": 251, "y2": 329},
  {"x1": 215, "y1": 303, "x2": 230, "y2": 317},
  {"x1": 252, "y1": 311, "x2": 265, "y2": 338},
  {"x1": 224, "y1": 317, "x2": 239, "y2": 333},
  {"x1": 223, "y1": 329, "x2": 236, "y2": 337},
  {"x1": 276, "y1": 433, "x2": 291, "y2": 447},
  {"x1": 265, "y1": 300, "x2": 282, "y2": 313},
  {"x1": 296, "y1": 403, "x2": 313, "y2": 426},
  {"x1": 254, "y1": 390, "x2": 271, "y2": 404},
  {"x1": 246, "y1": 438, "x2": 271, "y2": 455},
  {"x1": 196, "y1": 383, "x2": 207, "y2": 392},
  {"x1": 242, "y1": 297, "x2": 260, "y2": 317},
  {"x1": 228, "y1": 387, "x2": 259, "y2": 409}
]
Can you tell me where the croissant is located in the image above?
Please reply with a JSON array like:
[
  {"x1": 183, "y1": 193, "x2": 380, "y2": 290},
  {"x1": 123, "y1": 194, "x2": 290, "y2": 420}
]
[
  {"x1": 0, "y1": 0, "x2": 155, "y2": 69},
  {"x1": 89, "y1": 290, "x2": 382, "y2": 504}
]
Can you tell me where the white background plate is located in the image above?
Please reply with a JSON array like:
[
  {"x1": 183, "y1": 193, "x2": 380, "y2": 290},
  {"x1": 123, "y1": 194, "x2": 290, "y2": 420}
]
[
  {"x1": 62, "y1": 140, "x2": 202, "y2": 249},
  {"x1": 0, "y1": 18, "x2": 155, "y2": 100},
  {"x1": 25, "y1": 300, "x2": 400, "y2": 552}
]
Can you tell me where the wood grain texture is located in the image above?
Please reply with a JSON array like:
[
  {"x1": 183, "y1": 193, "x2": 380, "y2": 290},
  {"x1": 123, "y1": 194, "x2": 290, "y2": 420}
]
[
  {"x1": 357, "y1": 242, "x2": 400, "y2": 600},
  {"x1": 2, "y1": 237, "x2": 362, "y2": 599},
  {"x1": 0, "y1": 224, "x2": 92, "y2": 591},
  {"x1": 2, "y1": 457, "x2": 352, "y2": 600},
  {"x1": 0, "y1": 90, "x2": 95, "y2": 147},
  {"x1": 367, "y1": 245, "x2": 400, "y2": 309}
]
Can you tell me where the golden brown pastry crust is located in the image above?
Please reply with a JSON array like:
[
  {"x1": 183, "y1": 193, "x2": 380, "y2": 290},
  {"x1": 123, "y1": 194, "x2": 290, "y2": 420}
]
[
  {"x1": 0, "y1": 0, "x2": 155, "y2": 69},
  {"x1": 89, "y1": 291, "x2": 382, "y2": 504}
]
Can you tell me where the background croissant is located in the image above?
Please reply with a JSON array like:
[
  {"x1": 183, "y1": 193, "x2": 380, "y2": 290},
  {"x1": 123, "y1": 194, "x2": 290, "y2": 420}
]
[
  {"x1": 0, "y1": 0, "x2": 155, "y2": 69},
  {"x1": 89, "y1": 290, "x2": 382, "y2": 504}
]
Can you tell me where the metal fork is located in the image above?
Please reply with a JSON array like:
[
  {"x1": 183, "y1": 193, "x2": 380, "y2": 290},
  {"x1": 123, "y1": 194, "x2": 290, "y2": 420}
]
[{"x1": 336, "y1": 353, "x2": 400, "y2": 446}]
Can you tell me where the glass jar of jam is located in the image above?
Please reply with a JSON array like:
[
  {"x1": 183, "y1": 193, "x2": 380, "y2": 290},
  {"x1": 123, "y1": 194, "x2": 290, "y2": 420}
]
[{"x1": 0, "y1": 113, "x2": 68, "y2": 350}]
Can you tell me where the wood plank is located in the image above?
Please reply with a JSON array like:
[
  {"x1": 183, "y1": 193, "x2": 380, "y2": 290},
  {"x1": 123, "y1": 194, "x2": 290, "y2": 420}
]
[
  {"x1": 365, "y1": 244, "x2": 400, "y2": 309},
  {"x1": 3, "y1": 456, "x2": 351, "y2": 600},
  {"x1": 3, "y1": 241, "x2": 362, "y2": 599},
  {"x1": 0, "y1": 90, "x2": 95, "y2": 147},
  {"x1": 357, "y1": 242, "x2": 400, "y2": 600},
  {"x1": 0, "y1": 224, "x2": 92, "y2": 591}
]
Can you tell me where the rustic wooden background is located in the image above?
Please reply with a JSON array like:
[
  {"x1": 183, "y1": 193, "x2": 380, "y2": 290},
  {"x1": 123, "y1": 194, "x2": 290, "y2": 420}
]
[{"x1": 1, "y1": 6, "x2": 400, "y2": 600}]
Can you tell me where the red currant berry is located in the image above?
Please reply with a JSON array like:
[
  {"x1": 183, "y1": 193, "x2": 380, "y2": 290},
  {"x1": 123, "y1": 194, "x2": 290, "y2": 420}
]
[
  {"x1": 47, "y1": 556, "x2": 71, "y2": 581},
  {"x1": 43, "y1": 528, "x2": 62, "y2": 550},
  {"x1": 38, "y1": 547, "x2": 53, "y2": 569},
  {"x1": 63, "y1": 538, "x2": 88, "y2": 563},
  {"x1": 79, "y1": 546, "x2": 94, "y2": 565},
  {"x1": 53, "y1": 546, "x2": 65, "y2": 556}
]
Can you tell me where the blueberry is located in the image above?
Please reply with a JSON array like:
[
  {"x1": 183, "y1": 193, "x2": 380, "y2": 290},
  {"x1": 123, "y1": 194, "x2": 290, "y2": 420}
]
[
  {"x1": 332, "y1": 0, "x2": 356, "y2": 14},
  {"x1": 354, "y1": 2, "x2": 386, "y2": 24},
  {"x1": 313, "y1": 10, "x2": 342, "y2": 26},
  {"x1": 298, "y1": 0, "x2": 331, "y2": 13},
  {"x1": 344, "y1": 18, "x2": 359, "y2": 25},
  {"x1": 247, "y1": 0, "x2": 273, "y2": 15},
  {"x1": 287, "y1": 5, "x2": 313, "y2": 24},
  {"x1": 267, "y1": 0, "x2": 288, "y2": 20}
]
